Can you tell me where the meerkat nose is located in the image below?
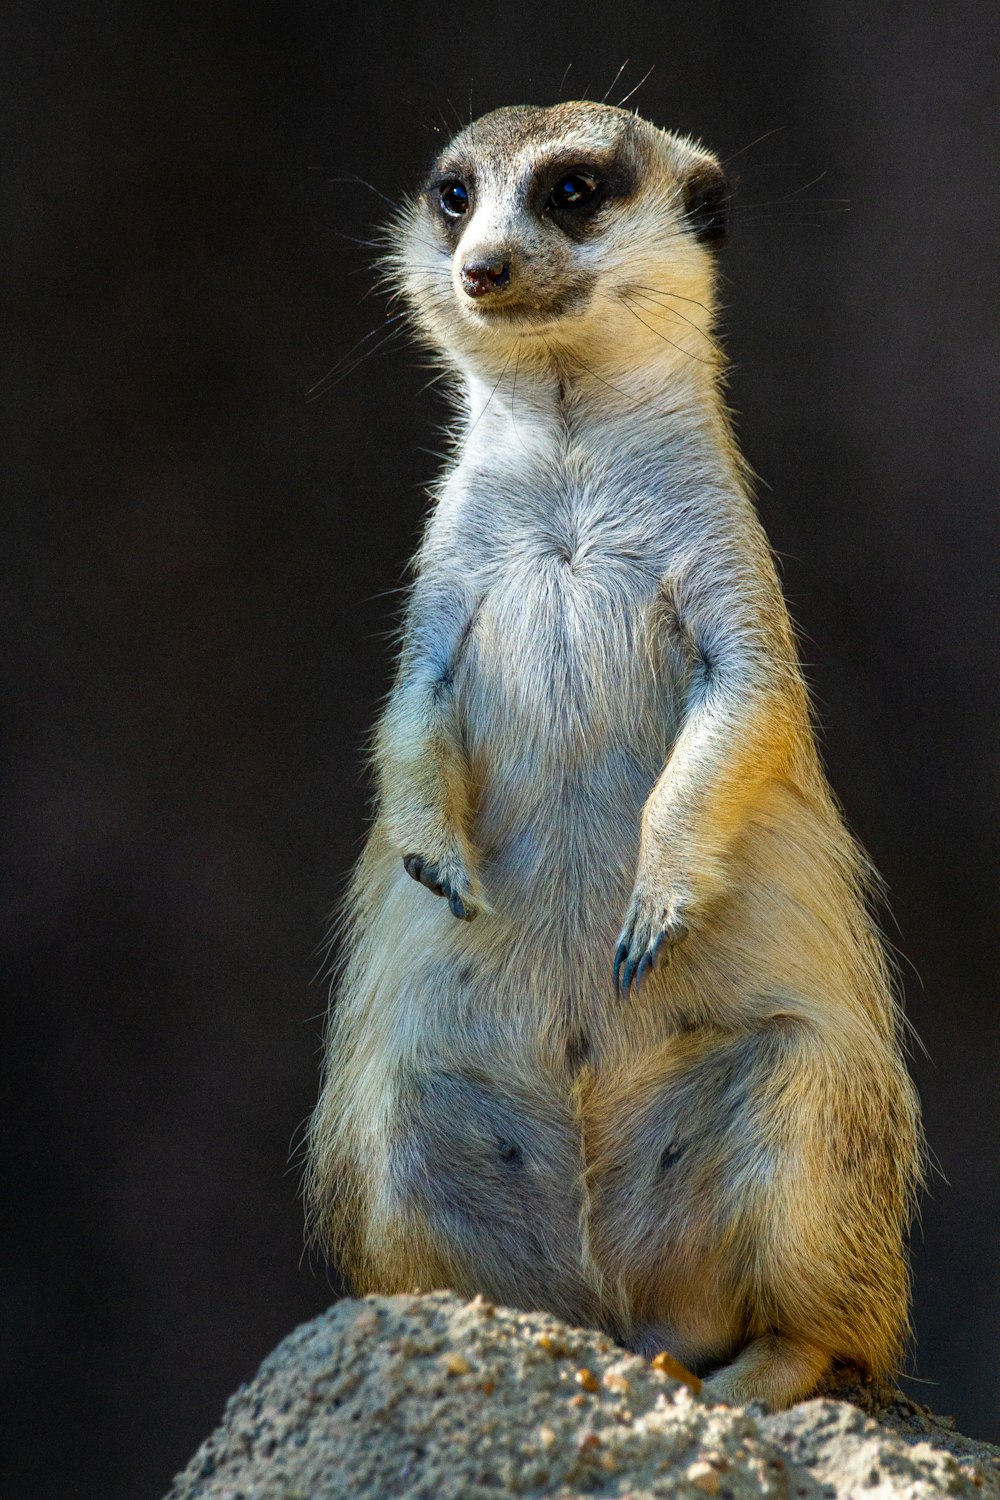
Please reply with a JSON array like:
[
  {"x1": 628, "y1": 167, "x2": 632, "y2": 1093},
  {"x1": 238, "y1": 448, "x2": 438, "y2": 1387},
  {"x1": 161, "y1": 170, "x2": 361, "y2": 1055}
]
[{"x1": 460, "y1": 256, "x2": 512, "y2": 298}]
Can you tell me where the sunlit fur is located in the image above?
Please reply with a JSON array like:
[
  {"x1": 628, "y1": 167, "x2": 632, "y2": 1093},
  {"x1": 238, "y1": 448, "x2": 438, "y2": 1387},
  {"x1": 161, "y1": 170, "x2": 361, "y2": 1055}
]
[{"x1": 306, "y1": 102, "x2": 922, "y2": 1410}]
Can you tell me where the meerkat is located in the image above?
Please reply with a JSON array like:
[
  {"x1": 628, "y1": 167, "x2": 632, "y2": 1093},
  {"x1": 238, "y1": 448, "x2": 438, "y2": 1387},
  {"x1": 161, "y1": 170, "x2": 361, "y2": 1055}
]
[{"x1": 307, "y1": 101, "x2": 922, "y2": 1409}]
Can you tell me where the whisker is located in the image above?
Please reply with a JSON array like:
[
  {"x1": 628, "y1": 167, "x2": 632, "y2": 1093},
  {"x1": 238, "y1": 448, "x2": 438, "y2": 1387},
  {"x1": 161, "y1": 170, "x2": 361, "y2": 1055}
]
[
  {"x1": 333, "y1": 232, "x2": 394, "y2": 251},
  {"x1": 600, "y1": 60, "x2": 630, "y2": 105},
  {"x1": 444, "y1": 97, "x2": 466, "y2": 134},
  {"x1": 721, "y1": 126, "x2": 785, "y2": 166},
  {"x1": 730, "y1": 215, "x2": 846, "y2": 230},
  {"x1": 305, "y1": 316, "x2": 407, "y2": 401},
  {"x1": 735, "y1": 172, "x2": 837, "y2": 208},
  {"x1": 729, "y1": 199, "x2": 849, "y2": 214},
  {"x1": 374, "y1": 226, "x2": 448, "y2": 257},
  {"x1": 617, "y1": 64, "x2": 655, "y2": 109},
  {"x1": 415, "y1": 367, "x2": 454, "y2": 398},
  {"x1": 306, "y1": 333, "x2": 404, "y2": 402},
  {"x1": 463, "y1": 344, "x2": 516, "y2": 443},
  {"x1": 625, "y1": 289, "x2": 722, "y2": 355},
  {"x1": 565, "y1": 353, "x2": 632, "y2": 402},
  {"x1": 629, "y1": 284, "x2": 712, "y2": 315},
  {"x1": 326, "y1": 174, "x2": 399, "y2": 211},
  {"x1": 509, "y1": 340, "x2": 533, "y2": 455},
  {"x1": 619, "y1": 297, "x2": 715, "y2": 366}
]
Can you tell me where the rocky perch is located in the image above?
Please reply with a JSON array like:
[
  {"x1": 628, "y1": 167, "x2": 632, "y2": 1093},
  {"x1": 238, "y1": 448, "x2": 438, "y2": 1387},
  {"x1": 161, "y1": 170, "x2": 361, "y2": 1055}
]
[{"x1": 167, "y1": 1291, "x2": 998, "y2": 1499}]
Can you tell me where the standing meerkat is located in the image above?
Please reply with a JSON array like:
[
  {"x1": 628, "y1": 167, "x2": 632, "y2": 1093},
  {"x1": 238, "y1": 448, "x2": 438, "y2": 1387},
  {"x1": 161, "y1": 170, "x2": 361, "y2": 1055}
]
[{"x1": 307, "y1": 101, "x2": 922, "y2": 1409}]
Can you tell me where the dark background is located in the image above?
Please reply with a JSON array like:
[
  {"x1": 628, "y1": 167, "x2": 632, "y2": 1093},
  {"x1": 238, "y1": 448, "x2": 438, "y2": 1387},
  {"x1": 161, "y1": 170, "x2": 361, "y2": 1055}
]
[{"x1": 3, "y1": 2, "x2": 999, "y2": 1496}]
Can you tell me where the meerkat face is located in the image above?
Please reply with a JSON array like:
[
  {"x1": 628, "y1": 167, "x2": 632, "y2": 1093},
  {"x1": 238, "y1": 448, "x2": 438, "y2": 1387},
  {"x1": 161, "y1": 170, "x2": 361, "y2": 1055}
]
[{"x1": 396, "y1": 101, "x2": 728, "y2": 373}]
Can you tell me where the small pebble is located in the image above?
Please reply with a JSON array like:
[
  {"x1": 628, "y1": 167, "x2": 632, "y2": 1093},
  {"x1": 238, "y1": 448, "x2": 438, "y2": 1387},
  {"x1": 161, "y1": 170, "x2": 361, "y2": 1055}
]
[
  {"x1": 650, "y1": 1350, "x2": 703, "y2": 1394},
  {"x1": 686, "y1": 1459, "x2": 721, "y2": 1494},
  {"x1": 575, "y1": 1368, "x2": 600, "y2": 1393}
]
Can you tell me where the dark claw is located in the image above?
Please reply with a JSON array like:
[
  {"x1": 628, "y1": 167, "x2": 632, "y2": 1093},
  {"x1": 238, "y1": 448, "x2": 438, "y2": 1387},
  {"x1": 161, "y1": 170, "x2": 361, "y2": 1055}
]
[
  {"x1": 621, "y1": 953, "x2": 640, "y2": 998},
  {"x1": 403, "y1": 852, "x2": 444, "y2": 896},
  {"x1": 613, "y1": 937, "x2": 630, "y2": 994},
  {"x1": 614, "y1": 913, "x2": 690, "y2": 1001},
  {"x1": 402, "y1": 853, "x2": 476, "y2": 921}
]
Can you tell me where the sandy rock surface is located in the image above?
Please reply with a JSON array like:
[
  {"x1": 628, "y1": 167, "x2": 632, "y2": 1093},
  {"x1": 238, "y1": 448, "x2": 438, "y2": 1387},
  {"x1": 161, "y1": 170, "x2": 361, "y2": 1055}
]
[{"x1": 167, "y1": 1291, "x2": 999, "y2": 1499}]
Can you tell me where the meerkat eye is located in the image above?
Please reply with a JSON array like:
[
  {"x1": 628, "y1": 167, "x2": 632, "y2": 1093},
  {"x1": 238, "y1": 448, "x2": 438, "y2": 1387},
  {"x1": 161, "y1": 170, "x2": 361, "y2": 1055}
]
[
  {"x1": 548, "y1": 173, "x2": 599, "y2": 211},
  {"x1": 439, "y1": 179, "x2": 470, "y2": 218}
]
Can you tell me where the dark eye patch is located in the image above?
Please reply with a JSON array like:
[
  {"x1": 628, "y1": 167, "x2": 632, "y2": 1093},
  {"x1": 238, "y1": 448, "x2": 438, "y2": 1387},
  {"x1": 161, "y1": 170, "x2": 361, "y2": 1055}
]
[
  {"x1": 541, "y1": 161, "x2": 608, "y2": 222},
  {"x1": 537, "y1": 153, "x2": 636, "y2": 237},
  {"x1": 548, "y1": 172, "x2": 599, "y2": 212},
  {"x1": 422, "y1": 157, "x2": 476, "y2": 231}
]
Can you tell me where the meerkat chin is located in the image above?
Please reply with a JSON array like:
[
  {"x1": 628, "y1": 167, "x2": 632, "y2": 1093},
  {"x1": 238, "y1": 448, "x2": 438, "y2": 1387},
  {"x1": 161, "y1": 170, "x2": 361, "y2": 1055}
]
[{"x1": 307, "y1": 100, "x2": 922, "y2": 1412}]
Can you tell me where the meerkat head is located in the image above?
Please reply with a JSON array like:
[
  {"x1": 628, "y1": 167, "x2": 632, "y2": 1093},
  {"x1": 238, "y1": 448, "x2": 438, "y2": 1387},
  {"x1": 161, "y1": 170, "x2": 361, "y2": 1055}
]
[{"x1": 393, "y1": 101, "x2": 728, "y2": 381}]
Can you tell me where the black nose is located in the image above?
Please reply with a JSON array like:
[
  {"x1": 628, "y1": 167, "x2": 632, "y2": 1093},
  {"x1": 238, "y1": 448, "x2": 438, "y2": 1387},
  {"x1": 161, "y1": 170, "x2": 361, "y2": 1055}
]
[{"x1": 460, "y1": 257, "x2": 512, "y2": 297}]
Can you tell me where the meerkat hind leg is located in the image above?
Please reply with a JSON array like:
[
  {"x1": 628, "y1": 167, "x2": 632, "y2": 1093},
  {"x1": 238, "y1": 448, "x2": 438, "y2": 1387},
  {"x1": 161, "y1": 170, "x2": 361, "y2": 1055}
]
[{"x1": 700, "y1": 1332, "x2": 830, "y2": 1410}]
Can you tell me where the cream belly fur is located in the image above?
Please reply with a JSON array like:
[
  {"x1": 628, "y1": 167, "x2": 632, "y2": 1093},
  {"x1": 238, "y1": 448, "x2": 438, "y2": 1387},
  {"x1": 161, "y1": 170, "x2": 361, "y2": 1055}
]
[{"x1": 307, "y1": 101, "x2": 922, "y2": 1409}]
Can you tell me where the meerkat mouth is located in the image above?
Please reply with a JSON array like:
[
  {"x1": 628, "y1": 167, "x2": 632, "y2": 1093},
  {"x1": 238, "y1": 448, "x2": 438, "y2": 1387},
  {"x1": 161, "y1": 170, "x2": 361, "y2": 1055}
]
[
  {"x1": 460, "y1": 296, "x2": 589, "y2": 337},
  {"x1": 461, "y1": 303, "x2": 558, "y2": 335}
]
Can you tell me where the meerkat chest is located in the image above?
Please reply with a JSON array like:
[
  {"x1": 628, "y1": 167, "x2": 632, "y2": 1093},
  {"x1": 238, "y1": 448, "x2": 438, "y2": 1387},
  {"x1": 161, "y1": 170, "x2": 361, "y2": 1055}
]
[{"x1": 447, "y1": 460, "x2": 691, "y2": 772}]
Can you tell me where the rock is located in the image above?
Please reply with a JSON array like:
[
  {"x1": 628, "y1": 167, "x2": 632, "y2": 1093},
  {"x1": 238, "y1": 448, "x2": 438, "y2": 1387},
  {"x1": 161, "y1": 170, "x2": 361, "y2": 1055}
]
[{"x1": 165, "y1": 1291, "x2": 1000, "y2": 1499}]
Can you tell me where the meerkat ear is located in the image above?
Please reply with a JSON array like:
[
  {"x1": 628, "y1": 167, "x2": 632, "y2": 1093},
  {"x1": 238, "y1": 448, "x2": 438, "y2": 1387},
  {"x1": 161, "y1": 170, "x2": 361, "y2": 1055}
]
[{"x1": 682, "y1": 160, "x2": 729, "y2": 248}]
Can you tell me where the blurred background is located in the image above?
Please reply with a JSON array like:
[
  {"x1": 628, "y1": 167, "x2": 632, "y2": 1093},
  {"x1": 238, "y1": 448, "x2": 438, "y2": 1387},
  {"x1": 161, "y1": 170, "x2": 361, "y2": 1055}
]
[{"x1": 3, "y1": 1, "x2": 999, "y2": 1495}]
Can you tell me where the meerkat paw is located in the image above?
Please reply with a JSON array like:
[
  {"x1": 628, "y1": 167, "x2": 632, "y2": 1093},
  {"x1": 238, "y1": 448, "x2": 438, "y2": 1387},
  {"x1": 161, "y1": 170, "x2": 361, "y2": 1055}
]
[
  {"x1": 402, "y1": 850, "x2": 478, "y2": 921},
  {"x1": 699, "y1": 1334, "x2": 830, "y2": 1410},
  {"x1": 614, "y1": 885, "x2": 690, "y2": 999}
]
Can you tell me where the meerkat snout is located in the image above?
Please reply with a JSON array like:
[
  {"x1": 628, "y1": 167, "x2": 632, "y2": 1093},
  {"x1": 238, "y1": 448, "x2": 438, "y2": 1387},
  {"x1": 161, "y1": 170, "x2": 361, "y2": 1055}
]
[{"x1": 460, "y1": 255, "x2": 513, "y2": 298}]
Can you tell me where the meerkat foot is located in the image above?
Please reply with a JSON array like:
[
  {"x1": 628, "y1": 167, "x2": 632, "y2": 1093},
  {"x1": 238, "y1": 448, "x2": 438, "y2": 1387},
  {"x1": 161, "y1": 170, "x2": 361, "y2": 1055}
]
[
  {"x1": 614, "y1": 894, "x2": 690, "y2": 999},
  {"x1": 402, "y1": 852, "x2": 477, "y2": 920},
  {"x1": 700, "y1": 1334, "x2": 830, "y2": 1411}
]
